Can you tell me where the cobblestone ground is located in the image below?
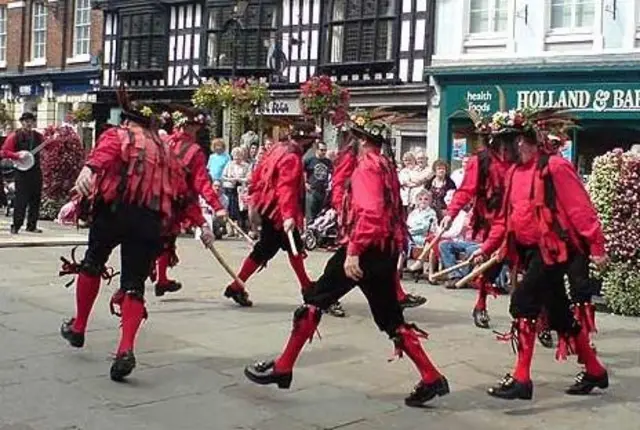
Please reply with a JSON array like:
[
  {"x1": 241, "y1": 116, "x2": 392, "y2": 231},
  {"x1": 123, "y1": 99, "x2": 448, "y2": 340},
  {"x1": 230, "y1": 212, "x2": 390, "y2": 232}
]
[{"x1": 0, "y1": 225, "x2": 639, "y2": 430}]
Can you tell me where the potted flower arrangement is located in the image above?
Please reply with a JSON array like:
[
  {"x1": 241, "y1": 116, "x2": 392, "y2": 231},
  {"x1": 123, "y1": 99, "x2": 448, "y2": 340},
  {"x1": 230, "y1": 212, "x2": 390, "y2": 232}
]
[
  {"x1": 299, "y1": 75, "x2": 350, "y2": 127},
  {"x1": 65, "y1": 103, "x2": 93, "y2": 125},
  {"x1": 588, "y1": 149, "x2": 640, "y2": 316}
]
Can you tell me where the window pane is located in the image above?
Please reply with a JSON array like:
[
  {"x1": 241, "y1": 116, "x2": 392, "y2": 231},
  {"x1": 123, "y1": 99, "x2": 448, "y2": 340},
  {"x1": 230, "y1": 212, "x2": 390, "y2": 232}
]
[
  {"x1": 469, "y1": 0, "x2": 489, "y2": 33},
  {"x1": 575, "y1": 0, "x2": 594, "y2": 28},
  {"x1": 550, "y1": 0, "x2": 570, "y2": 29},
  {"x1": 332, "y1": 0, "x2": 346, "y2": 20}
]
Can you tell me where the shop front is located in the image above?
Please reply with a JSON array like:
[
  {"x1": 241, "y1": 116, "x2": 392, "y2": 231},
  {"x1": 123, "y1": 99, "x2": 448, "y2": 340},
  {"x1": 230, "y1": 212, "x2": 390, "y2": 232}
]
[{"x1": 429, "y1": 65, "x2": 640, "y2": 175}]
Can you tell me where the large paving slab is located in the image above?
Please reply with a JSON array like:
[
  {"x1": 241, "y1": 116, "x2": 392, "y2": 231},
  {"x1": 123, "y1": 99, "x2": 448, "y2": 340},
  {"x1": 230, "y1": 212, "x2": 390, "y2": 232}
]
[{"x1": 0, "y1": 234, "x2": 638, "y2": 429}]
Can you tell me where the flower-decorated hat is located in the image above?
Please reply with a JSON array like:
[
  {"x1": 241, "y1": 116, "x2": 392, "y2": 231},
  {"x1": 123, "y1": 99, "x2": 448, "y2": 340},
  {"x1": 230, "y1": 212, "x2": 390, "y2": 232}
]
[
  {"x1": 347, "y1": 108, "x2": 412, "y2": 146},
  {"x1": 116, "y1": 85, "x2": 157, "y2": 128},
  {"x1": 165, "y1": 104, "x2": 209, "y2": 128}
]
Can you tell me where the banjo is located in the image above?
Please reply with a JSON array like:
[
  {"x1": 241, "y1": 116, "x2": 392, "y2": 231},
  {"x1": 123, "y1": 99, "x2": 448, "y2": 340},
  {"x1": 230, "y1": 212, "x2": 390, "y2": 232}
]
[{"x1": 11, "y1": 139, "x2": 48, "y2": 172}]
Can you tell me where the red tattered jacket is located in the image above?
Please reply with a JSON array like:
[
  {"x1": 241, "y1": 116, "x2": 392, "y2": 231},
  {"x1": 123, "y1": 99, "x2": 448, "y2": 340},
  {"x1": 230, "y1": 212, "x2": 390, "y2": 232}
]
[
  {"x1": 86, "y1": 127, "x2": 205, "y2": 229},
  {"x1": 168, "y1": 130, "x2": 224, "y2": 212},
  {"x1": 481, "y1": 154, "x2": 606, "y2": 266},
  {"x1": 249, "y1": 140, "x2": 304, "y2": 229},
  {"x1": 336, "y1": 147, "x2": 408, "y2": 256},
  {"x1": 447, "y1": 149, "x2": 511, "y2": 240}
]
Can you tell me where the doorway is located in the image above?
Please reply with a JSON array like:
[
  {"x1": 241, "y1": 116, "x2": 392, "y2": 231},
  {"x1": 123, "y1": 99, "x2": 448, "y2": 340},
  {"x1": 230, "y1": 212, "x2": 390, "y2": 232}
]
[{"x1": 576, "y1": 125, "x2": 640, "y2": 175}]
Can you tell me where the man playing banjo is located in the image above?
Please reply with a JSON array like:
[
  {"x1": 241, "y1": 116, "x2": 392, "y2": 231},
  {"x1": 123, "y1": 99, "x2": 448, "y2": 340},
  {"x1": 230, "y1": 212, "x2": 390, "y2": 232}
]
[{"x1": 0, "y1": 112, "x2": 44, "y2": 234}]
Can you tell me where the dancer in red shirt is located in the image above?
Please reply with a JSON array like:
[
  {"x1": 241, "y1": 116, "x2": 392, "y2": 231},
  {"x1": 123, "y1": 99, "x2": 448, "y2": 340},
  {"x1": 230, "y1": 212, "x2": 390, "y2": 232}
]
[
  {"x1": 244, "y1": 112, "x2": 448, "y2": 407},
  {"x1": 59, "y1": 90, "x2": 214, "y2": 382},
  {"x1": 223, "y1": 121, "x2": 316, "y2": 307},
  {"x1": 153, "y1": 106, "x2": 227, "y2": 297},
  {"x1": 473, "y1": 109, "x2": 609, "y2": 400}
]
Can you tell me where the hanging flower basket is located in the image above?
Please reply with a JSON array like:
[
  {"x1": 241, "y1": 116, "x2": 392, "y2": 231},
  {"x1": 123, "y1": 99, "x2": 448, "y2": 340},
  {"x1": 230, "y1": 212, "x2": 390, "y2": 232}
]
[
  {"x1": 192, "y1": 78, "x2": 269, "y2": 117},
  {"x1": 299, "y1": 75, "x2": 350, "y2": 127}
]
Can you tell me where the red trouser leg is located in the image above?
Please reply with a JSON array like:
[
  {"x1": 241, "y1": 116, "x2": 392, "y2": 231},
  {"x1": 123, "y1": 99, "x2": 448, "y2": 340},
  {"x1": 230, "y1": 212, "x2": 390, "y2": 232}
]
[
  {"x1": 397, "y1": 325, "x2": 441, "y2": 384},
  {"x1": 229, "y1": 257, "x2": 261, "y2": 290},
  {"x1": 288, "y1": 254, "x2": 313, "y2": 291},
  {"x1": 511, "y1": 319, "x2": 537, "y2": 383},
  {"x1": 274, "y1": 305, "x2": 321, "y2": 372},
  {"x1": 116, "y1": 295, "x2": 146, "y2": 354},
  {"x1": 72, "y1": 273, "x2": 101, "y2": 333},
  {"x1": 156, "y1": 252, "x2": 170, "y2": 285},
  {"x1": 474, "y1": 279, "x2": 489, "y2": 311}
]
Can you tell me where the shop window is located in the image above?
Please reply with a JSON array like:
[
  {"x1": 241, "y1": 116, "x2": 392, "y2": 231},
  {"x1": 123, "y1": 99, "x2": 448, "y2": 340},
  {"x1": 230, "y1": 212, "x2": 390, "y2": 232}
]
[
  {"x1": 73, "y1": 0, "x2": 92, "y2": 57},
  {"x1": 468, "y1": 0, "x2": 508, "y2": 34},
  {"x1": 119, "y1": 13, "x2": 166, "y2": 71},
  {"x1": 550, "y1": 0, "x2": 595, "y2": 31},
  {"x1": 205, "y1": 1, "x2": 277, "y2": 72},
  {"x1": 32, "y1": 3, "x2": 47, "y2": 61},
  {"x1": 0, "y1": 7, "x2": 6, "y2": 65},
  {"x1": 322, "y1": 0, "x2": 398, "y2": 68}
]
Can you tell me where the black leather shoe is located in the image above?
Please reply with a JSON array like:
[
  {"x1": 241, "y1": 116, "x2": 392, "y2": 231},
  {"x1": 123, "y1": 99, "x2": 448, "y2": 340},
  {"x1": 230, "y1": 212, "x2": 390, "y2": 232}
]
[
  {"x1": 10, "y1": 225, "x2": 19, "y2": 234},
  {"x1": 224, "y1": 286, "x2": 253, "y2": 307},
  {"x1": 565, "y1": 371, "x2": 608, "y2": 395},
  {"x1": 110, "y1": 350, "x2": 136, "y2": 382},
  {"x1": 472, "y1": 308, "x2": 490, "y2": 329},
  {"x1": 155, "y1": 280, "x2": 182, "y2": 297},
  {"x1": 538, "y1": 329, "x2": 554, "y2": 348},
  {"x1": 244, "y1": 360, "x2": 293, "y2": 389},
  {"x1": 487, "y1": 374, "x2": 533, "y2": 400},
  {"x1": 404, "y1": 376, "x2": 450, "y2": 407},
  {"x1": 60, "y1": 319, "x2": 85, "y2": 348},
  {"x1": 400, "y1": 294, "x2": 428, "y2": 309},
  {"x1": 26, "y1": 227, "x2": 42, "y2": 233},
  {"x1": 325, "y1": 301, "x2": 346, "y2": 317}
]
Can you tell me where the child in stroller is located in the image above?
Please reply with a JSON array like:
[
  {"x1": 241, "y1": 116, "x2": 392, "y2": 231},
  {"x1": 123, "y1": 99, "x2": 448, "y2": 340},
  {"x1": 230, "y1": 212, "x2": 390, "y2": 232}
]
[{"x1": 303, "y1": 207, "x2": 338, "y2": 251}]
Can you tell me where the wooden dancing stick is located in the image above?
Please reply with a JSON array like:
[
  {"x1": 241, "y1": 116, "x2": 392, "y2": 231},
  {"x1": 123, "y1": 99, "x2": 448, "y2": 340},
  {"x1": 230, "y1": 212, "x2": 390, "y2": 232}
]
[
  {"x1": 207, "y1": 243, "x2": 246, "y2": 290},
  {"x1": 416, "y1": 230, "x2": 444, "y2": 261},
  {"x1": 227, "y1": 218, "x2": 256, "y2": 246},
  {"x1": 430, "y1": 257, "x2": 473, "y2": 280},
  {"x1": 454, "y1": 255, "x2": 500, "y2": 289},
  {"x1": 287, "y1": 230, "x2": 299, "y2": 256}
]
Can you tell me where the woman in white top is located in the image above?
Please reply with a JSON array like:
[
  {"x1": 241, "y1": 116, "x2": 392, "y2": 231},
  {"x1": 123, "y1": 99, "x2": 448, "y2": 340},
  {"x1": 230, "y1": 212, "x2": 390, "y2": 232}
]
[{"x1": 222, "y1": 146, "x2": 251, "y2": 234}]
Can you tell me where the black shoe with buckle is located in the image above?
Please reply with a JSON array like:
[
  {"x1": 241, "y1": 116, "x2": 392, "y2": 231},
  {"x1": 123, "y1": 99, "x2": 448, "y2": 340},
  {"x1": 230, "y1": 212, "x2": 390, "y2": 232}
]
[
  {"x1": 110, "y1": 350, "x2": 137, "y2": 382},
  {"x1": 224, "y1": 286, "x2": 253, "y2": 307},
  {"x1": 565, "y1": 371, "x2": 608, "y2": 395},
  {"x1": 472, "y1": 308, "x2": 490, "y2": 329},
  {"x1": 487, "y1": 374, "x2": 533, "y2": 400},
  {"x1": 400, "y1": 294, "x2": 428, "y2": 309},
  {"x1": 326, "y1": 301, "x2": 346, "y2": 318},
  {"x1": 155, "y1": 280, "x2": 183, "y2": 297},
  {"x1": 404, "y1": 376, "x2": 450, "y2": 407},
  {"x1": 60, "y1": 319, "x2": 85, "y2": 348},
  {"x1": 538, "y1": 329, "x2": 554, "y2": 348},
  {"x1": 244, "y1": 360, "x2": 293, "y2": 389}
]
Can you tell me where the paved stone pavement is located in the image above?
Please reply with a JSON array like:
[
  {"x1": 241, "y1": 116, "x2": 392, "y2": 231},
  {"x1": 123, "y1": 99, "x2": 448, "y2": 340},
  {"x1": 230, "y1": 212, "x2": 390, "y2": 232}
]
[{"x1": 0, "y1": 232, "x2": 639, "y2": 430}]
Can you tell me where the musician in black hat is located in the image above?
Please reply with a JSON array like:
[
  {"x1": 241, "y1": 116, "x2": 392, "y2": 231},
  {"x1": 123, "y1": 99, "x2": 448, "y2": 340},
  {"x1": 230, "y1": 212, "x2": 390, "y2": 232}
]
[{"x1": 0, "y1": 112, "x2": 44, "y2": 234}]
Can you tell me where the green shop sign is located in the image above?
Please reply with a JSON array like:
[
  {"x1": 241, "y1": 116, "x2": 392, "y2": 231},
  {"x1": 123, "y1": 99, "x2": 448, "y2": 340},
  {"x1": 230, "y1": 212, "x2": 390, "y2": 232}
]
[{"x1": 445, "y1": 83, "x2": 640, "y2": 120}]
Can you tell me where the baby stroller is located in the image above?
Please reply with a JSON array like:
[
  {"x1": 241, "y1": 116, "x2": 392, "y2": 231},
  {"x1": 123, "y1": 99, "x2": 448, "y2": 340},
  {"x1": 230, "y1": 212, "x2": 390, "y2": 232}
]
[{"x1": 303, "y1": 208, "x2": 339, "y2": 251}]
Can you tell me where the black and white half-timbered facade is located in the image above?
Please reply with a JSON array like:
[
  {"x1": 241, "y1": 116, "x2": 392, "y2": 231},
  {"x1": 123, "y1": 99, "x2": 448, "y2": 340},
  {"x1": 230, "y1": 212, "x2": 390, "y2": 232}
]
[{"x1": 93, "y1": 0, "x2": 435, "y2": 155}]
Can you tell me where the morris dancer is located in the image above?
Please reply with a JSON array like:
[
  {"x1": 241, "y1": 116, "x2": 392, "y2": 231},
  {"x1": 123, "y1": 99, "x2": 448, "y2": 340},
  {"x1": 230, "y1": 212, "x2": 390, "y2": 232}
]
[
  {"x1": 153, "y1": 106, "x2": 227, "y2": 297},
  {"x1": 222, "y1": 122, "x2": 330, "y2": 309},
  {"x1": 472, "y1": 109, "x2": 609, "y2": 400},
  {"x1": 244, "y1": 114, "x2": 448, "y2": 407},
  {"x1": 60, "y1": 91, "x2": 214, "y2": 382}
]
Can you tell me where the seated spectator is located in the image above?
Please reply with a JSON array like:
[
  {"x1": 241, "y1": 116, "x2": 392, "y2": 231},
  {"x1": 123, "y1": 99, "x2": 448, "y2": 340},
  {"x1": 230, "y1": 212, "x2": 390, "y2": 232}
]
[
  {"x1": 399, "y1": 190, "x2": 438, "y2": 272},
  {"x1": 438, "y1": 204, "x2": 478, "y2": 289}
]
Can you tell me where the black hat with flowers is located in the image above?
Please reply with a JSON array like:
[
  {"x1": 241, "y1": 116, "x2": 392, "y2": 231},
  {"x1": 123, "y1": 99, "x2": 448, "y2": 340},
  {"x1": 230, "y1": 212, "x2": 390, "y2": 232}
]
[
  {"x1": 165, "y1": 104, "x2": 209, "y2": 128},
  {"x1": 347, "y1": 108, "x2": 412, "y2": 147},
  {"x1": 116, "y1": 85, "x2": 156, "y2": 128}
]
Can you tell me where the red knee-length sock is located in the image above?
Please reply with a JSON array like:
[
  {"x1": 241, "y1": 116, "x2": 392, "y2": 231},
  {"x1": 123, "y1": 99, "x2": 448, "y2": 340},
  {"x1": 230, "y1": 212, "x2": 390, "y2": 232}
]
[
  {"x1": 117, "y1": 295, "x2": 146, "y2": 354},
  {"x1": 512, "y1": 319, "x2": 536, "y2": 383},
  {"x1": 395, "y1": 274, "x2": 407, "y2": 301},
  {"x1": 398, "y1": 325, "x2": 441, "y2": 384},
  {"x1": 156, "y1": 252, "x2": 170, "y2": 285},
  {"x1": 72, "y1": 273, "x2": 101, "y2": 333},
  {"x1": 288, "y1": 254, "x2": 312, "y2": 291},
  {"x1": 230, "y1": 257, "x2": 260, "y2": 290},
  {"x1": 474, "y1": 280, "x2": 488, "y2": 311},
  {"x1": 574, "y1": 329, "x2": 606, "y2": 376},
  {"x1": 274, "y1": 306, "x2": 321, "y2": 372}
]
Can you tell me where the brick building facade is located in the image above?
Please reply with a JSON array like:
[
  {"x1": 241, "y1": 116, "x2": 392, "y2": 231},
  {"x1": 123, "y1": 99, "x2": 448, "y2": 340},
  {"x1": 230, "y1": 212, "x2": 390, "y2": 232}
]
[{"x1": 0, "y1": 0, "x2": 103, "y2": 145}]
